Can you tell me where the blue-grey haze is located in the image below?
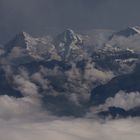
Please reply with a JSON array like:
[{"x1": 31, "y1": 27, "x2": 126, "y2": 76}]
[{"x1": 0, "y1": 0, "x2": 140, "y2": 43}]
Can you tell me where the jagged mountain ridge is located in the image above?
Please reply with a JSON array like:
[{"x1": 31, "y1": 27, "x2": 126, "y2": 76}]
[
  {"x1": 111, "y1": 26, "x2": 140, "y2": 38},
  {"x1": 107, "y1": 26, "x2": 140, "y2": 52},
  {"x1": 4, "y1": 31, "x2": 58, "y2": 62}
]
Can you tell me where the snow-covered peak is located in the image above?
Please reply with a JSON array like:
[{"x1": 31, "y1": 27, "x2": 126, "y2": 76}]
[
  {"x1": 13, "y1": 31, "x2": 33, "y2": 44},
  {"x1": 18, "y1": 31, "x2": 31, "y2": 38},
  {"x1": 113, "y1": 26, "x2": 140, "y2": 37},
  {"x1": 4, "y1": 31, "x2": 61, "y2": 63},
  {"x1": 107, "y1": 26, "x2": 140, "y2": 53},
  {"x1": 131, "y1": 26, "x2": 140, "y2": 34},
  {"x1": 52, "y1": 29, "x2": 86, "y2": 61},
  {"x1": 62, "y1": 29, "x2": 77, "y2": 41},
  {"x1": 54, "y1": 29, "x2": 83, "y2": 46},
  {"x1": 5, "y1": 31, "x2": 34, "y2": 52}
]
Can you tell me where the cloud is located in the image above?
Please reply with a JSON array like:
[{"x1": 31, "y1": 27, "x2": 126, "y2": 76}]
[
  {"x1": 83, "y1": 62, "x2": 114, "y2": 83},
  {"x1": 98, "y1": 91, "x2": 140, "y2": 111},
  {"x1": 0, "y1": 95, "x2": 43, "y2": 120},
  {"x1": 10, "y1": 67, "x2": 41, "y2": 97},
  {"x1": 108, "y1": 34, "x2": 140, "y2": 52},
  {"x1": 31, "y1": 72, "x2": 49, "y2": 90},
  {"x1": 13, "y1": 74, "x2": 39, "y2": 97},
  {"x1": 64, "y1": 62, "x2": 114, "y2": 103},
  {"x1": 0, "y1": 117, "x2": 140, "y2": 140},
  {"x1": 8, "y1": 47, "x2": 26, "y2": 59},
  {"x1": 0, "y1": 65, "x2": 139, "y2": 140}
]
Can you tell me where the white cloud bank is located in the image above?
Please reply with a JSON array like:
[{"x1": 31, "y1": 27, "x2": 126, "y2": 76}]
[
  {"x1": 0, "y1": 95, "x2": 44, "y2": 120},
  {"x1": 0, "y1": 90, "x2": 139, "y2": 140},
  {"x1": 98, "y1": 91, "x2": 140, "y2": 111},
  {"x1": 0, "y1": 118, "x2": 140, "y2": 140},
  {"x1": 0, "y1": 88, "x2": 139, "y2": 140}
]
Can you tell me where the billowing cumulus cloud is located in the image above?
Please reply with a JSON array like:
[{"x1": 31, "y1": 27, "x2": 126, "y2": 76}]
[
  {"x1": 0, "y1": 66, "x2": 139, "y2": 139},
  {"x1": 0, "y1": 95, "x2": 43, "y2": 119},
  {"x1": 13, "y1": 75, "x2": 39, "y2": 97},
  {"x1": 83, "y1": 62, "x2": 113, "y2": 83},
  {"x1": 98, "y1": 91, "x2": 140, "y2": 111},
  {"x1": 64, "y1": 62, "x2": 114, "y2": 103},
  {"x1": 31, "y1": 72, "x2": 49, "y2": 90}
]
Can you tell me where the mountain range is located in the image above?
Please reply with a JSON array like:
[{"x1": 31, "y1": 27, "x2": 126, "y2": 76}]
[{"x1": 0, "y1": 26, "x2": 140, "y2": 118}]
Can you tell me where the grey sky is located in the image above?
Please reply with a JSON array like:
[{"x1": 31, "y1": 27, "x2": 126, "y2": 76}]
[{"x1": 0, "y1": 0, "x2": 140, "y2": 43}]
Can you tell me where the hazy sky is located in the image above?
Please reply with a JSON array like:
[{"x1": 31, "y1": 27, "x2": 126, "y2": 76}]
[{"x1": 0, "y1": 0, "x2": 140, "y2": 43}]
